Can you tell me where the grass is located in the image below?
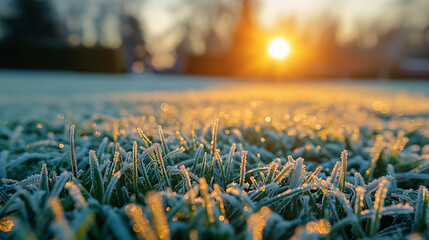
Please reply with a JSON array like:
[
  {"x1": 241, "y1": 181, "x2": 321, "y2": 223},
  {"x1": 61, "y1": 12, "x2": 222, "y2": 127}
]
[{"x1": 0, "y1": 83, "x2": 429, "y2": 239}]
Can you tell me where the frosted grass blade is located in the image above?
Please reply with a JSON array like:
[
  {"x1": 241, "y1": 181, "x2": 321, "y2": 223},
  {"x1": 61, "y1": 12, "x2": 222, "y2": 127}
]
[
  {"x1": 70, "y1": 125, "x2": 78, "y2": 178},
  {"x1": 239, "y1": 151, "x2": 248, "y2": 187},
  {"x1": 89, "y1": 150, "x2": 104, "y2": 202},
  {"x1": 39, "y1": 164, "x2": 49, "y2": 193}
]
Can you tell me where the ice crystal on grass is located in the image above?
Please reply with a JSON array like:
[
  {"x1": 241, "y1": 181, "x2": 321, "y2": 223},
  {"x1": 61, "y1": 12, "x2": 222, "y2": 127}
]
[
  {"x1": 1, "y1": 84, "x2": 429, "y2": 239},
  {"x1": 413, "y1": 186, "x2": 428, "y2": 233},
  {"x1": 69, "y1": 125, "x2": 78, "y2": 178},
  {"x1": 369, "y1": 178, "x2": 391, "y2": 237},
  {"x1": 89, "y1": 150, "x2": 104, "y2": 202}
]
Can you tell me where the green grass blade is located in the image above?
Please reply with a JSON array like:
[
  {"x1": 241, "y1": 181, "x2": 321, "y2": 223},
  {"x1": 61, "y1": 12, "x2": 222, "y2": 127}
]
[
  {"x1": 154, "y1": 143, "x2": 171, "y2": 189},
  {"x1": 89, "y1": 150, "x2": 104, "y2": 202},
  {"x1": 96, "y1": 137, "x2": 108, "y2": 159},
  {"x1": 39, "y1": 164, "x2": 49, "y2": 193},
  {"x1": 369, "y1": 178, "x2": 391, "y2": 237},
  {"x1": 225, "y1": 143, "x2": 236, "y2": 183},
  {"x1": 51, "y1": 172, "x2": 69, "y2": 197},
  {"x1": 72, "y1": 209, "x2": 95, "y2": 240},
  {"x1": 163, "y1": 147, "x2": 185, "y2": 165},
  {"x1": 132, "y1": 141, "x2": 138, "y2": 193},
  {"x1": 413, "y1": 185, "x2": 428, "y2": 232},
  {"x1": 191, "y1": 143, "x2": 204, "y2": 173},
  {"x1": 107, "y1": 151, "x2": 119, "y2": 183},
  {"x1": 239, "y1": 151, "x2": 248, "y2": 187},
  {"x1": 137, "y1": 128, "x2": 152, "y2": 148},
  {"x1": 103, "y1": 171, "x2": 121, "y2": 204},
  {"x1": 340, "y1": 149, "x2": 348, "y2": 192},
  {"x1": 290, "y1": 157, "x2": 304, "y2": 189},
  {"x1": 70, "y1": 125, "x2": 78, "y2": 178},
  {"x1": 158, "y1": 125, "x2": 170, "y2": 154},
  {"x1": 105, "y1": 207, "x2": 134, "y2": 240},
  {"x1": 200, "y1": 152, "x2": 207, "y2": 177}
]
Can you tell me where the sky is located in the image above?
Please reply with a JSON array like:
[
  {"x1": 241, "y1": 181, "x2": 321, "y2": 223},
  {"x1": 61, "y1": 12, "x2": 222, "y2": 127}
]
[
  {"x1": 259, "y1": 0, "x2": 429, "y2": 43},
  {"x1": 138, "y1": 0, "x2": 429, "y2": 68}
]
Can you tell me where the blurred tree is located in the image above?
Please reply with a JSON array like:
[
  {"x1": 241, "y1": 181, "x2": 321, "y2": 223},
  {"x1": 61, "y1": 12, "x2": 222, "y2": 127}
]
[
  {"x1": 0, "y1": 0, "x2": 63, "y2": 45},
  {"x1": 143, "y1": 0, "x2": 241, "y2": 70},
  {"x1": 121, "y1": 15, "x2": 150, "y2": 72}
]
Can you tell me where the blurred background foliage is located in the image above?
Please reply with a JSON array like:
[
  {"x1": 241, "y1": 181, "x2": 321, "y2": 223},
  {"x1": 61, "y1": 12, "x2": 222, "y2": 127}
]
[{"x1": 0, "y1": 0, "x2": 429, "y2": 78}]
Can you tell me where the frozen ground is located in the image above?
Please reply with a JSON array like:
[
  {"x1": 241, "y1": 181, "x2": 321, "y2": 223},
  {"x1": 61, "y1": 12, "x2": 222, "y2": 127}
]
[
  {"x1": 1, "y1": 70, "x2": 429, "y2": 105},
  {"x1": 0, "y1": 71, "x2": 223, "y2": 105},
  {"x1": 1, "y1": 70, "x2": 429, "y2": 239}
]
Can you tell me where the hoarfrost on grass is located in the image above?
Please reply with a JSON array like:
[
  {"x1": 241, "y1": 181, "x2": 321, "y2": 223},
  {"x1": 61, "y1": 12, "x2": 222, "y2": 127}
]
[{"x1": 1, "y1": 83, "x2": 429, "y2": 239}]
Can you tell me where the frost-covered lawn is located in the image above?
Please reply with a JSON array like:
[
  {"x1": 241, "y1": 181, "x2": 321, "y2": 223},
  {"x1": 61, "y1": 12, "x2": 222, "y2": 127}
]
[{"x1": 1, "y1": 71, "x2": 429, "y2": 239}]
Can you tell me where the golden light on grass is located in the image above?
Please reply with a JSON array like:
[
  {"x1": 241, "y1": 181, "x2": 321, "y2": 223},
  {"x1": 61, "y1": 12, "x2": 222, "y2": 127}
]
[
  {"x1": 0, "y1": 216, "x2": 15, "y2": 232},
  {"x1": 146, "y1": 192, "x2": 170, "y2": 240},
  {"x1": 268, "y1": 37, "x2": 291, "y2": 60},
  {"x1": 247, "y1": 206, "x2": 272, "y2": 240},
  {"x1": 305, "y1": 219, "x2": 331, "y2": 235},
  {"x1": 125, "y1": 203, "x2": 157, "y2": 240}
]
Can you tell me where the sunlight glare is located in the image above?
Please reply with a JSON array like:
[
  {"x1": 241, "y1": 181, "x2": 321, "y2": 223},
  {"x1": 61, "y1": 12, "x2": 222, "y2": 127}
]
[{"x1": 268, "y1": 38, "x2": 291, "y2": 60}]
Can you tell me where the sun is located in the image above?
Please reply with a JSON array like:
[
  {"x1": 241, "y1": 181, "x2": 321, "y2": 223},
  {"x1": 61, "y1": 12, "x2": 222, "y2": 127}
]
[{"x1": 268, "y1": 38, "x2": 291, "y2": 60}]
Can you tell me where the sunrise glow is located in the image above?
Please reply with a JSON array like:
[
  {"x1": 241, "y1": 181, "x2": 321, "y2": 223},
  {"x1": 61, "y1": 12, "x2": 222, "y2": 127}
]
[{"x1": 268, "y1": 38, "x2": 291, "y2": 60}]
